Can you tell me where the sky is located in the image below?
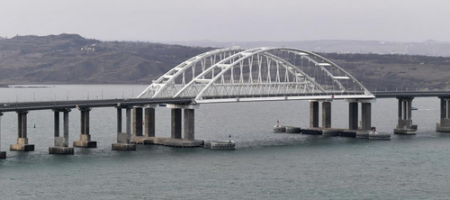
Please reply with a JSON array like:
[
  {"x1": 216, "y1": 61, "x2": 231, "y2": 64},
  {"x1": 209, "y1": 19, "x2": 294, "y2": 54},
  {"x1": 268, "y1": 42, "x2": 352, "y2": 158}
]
[{"x1": 0, "y1": 0, "x2": 449, "y2": 42}]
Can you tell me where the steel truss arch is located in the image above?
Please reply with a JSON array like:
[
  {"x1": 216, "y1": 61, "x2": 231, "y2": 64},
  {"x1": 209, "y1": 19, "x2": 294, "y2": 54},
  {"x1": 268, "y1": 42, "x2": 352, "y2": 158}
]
[
  {"x1": 137, "y1": 47, "x2": 245, "y2": 98},
  {"x1": 171, "y1": 47, "x2": 372, "y2": 100}
]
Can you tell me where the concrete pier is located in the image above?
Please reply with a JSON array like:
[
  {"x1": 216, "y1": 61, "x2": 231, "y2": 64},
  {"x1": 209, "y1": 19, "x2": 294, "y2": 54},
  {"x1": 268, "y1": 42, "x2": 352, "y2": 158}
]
[
  {"x1": 133, "y1": 107, "x2": 143, "y2": 137},
  {"x1": 113, "y1": 107, "x2": 136, "y2": 151},
  {"x1": 145, "y1": 107, "x2": 155, "y2": 137},
  {"x1": 171, "y1": 108, "x2": 182, "y2": 139},
  {"x1": 322, "y1": 102, "x2": 331, "y2": 128},
  {"x1": 361, "y1": 102, "x2": 372, "y2": 131},
  {"x1": 49, "y1": 109, "x2": 74, "y2": 154},
  {"x1": 436, "y1": 97, "x2": 450, "y2": 132},
  {"x1": 73, "y1": 107, "x2": 97, "y2": 148},
  {"x1": 349, "y1": 102, "x2": 358, "y2": 130},
  {"x1": 184, "y1": 109, "x2": 195, "y2": 140},
  {"x1": 0, "y1": 113, "x2": 5, "y2": 159},
  {"x1": 310, "y1": 101, "x2": 319, "y2": 128},
  {"x1": 10, "y1": 111, "x2": 35, "y2": 151},
  {"x1": 134, "y1": 104, "x2": 202, "y2": 148},
  {"x1": 394, "y1": 97, "x2": 417, "y2": 135}
]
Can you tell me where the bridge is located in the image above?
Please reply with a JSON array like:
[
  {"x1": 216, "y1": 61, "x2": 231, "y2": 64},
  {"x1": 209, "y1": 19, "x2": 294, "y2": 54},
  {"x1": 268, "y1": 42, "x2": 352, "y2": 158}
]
[{"x1": 1, "y1": 47, "x2": 450, "y2": 159}]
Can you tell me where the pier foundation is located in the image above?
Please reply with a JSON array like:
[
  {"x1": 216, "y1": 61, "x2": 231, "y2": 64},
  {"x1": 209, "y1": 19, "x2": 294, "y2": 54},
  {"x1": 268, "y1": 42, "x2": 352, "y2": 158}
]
[
  {"x1": 49, "y1": 109, "x2": 74, "y2": 154},
  {"x1": 73, "y1": 107, "x2": 97, "y2": 148},
  {"x1": 10, "y1": 111, "x2": 35, "y2": 151},
  {"x1": 394, "y1": 97, "x2": 417, "y2": 135},
  {"x1": 436, "y1": 97, "x2": 450, "y2": 132}
]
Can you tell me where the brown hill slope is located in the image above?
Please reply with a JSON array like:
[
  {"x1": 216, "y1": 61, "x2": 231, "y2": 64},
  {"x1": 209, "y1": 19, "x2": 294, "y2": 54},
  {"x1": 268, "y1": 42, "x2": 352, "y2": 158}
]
[
  {"x1": 0, "y1": 34, "x2": 449, "y2": 90},
  {"x1": 0, "y1": 34, "x2": 212, "y2": 84},
  {"x1": 323, "y1": 53, "x2": 450, "y2": 90}
]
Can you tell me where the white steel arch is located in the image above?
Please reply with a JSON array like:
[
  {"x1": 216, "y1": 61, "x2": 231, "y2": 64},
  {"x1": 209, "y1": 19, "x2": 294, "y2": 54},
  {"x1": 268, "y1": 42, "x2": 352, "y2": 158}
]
[
  {"x1": 138, "y1": 47, "x2": 374, "y2": 103},
  {"x1": 137, "y1": 47, "x2": 245, "y2": 98}
]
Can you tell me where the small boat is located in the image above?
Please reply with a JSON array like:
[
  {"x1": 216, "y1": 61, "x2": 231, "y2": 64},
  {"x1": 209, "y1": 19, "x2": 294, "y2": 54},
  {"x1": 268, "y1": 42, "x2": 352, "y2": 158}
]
[{"x1": 411, "y1": 107, "x2": 418, "y2": 110}]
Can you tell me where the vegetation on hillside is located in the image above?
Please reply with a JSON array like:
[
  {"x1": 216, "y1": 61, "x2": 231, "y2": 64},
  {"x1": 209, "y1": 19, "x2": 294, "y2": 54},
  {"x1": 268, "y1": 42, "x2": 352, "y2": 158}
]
[{"x1": 0, "y1": 34, "x2": 449, "y2": 91}]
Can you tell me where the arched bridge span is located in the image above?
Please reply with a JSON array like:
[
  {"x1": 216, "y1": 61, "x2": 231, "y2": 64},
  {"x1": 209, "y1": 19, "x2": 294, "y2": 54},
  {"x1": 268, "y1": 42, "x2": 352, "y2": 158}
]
[{"x1": 138, "y1": 47, "x2": 374, "y2": 103}]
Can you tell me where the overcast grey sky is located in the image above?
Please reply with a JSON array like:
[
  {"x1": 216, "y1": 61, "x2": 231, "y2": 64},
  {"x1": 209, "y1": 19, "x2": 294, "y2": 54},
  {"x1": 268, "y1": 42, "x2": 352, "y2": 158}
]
[{"x1": 0, "y1": 0, "x2": 448, "y2": 42}]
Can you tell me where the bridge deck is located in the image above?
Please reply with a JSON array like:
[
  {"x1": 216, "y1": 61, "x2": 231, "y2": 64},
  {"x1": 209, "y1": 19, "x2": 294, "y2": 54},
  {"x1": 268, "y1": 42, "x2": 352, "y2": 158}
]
[
  {"x1": 373, "y1": 91, "x2": 450, "y2": 98},
  {"x1": 0, "y1": 98, "x2": 194, "y2": 112}
]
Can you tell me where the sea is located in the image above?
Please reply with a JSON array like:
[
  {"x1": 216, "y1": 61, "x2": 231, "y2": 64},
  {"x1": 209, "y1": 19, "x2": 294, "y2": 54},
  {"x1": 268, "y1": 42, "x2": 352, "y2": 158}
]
[{"x1": 0, "y1": 85, "x2": 449, "y2": 200}]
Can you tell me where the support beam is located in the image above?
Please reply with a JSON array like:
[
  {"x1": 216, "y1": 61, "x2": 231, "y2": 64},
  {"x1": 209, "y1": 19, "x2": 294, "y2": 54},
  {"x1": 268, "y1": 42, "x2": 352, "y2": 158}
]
[
  {"x1": 184, "y1": 109, "x2": 195, "y2": 140},
  {"x1": 11, "y1": 111, "x2": 34, "y2": 151},
  {"x1": 349, "y1": 102, "x2": 358, "y2": 130},
  {"x1": 361, "y1": 103, "x2": 371, "y2": 131},
  {"x1": 309, "y1": 101, "x2": 319, "y2": 128},
  {"x1": 145, "y1": 107, "x2": 155, "y2": 137},
  {"x1": 171, "y1": 108, "x2": 182, "y2": 139},
  {"x1": 73, "y1": 107, "x2": 97, "y2": 148}
]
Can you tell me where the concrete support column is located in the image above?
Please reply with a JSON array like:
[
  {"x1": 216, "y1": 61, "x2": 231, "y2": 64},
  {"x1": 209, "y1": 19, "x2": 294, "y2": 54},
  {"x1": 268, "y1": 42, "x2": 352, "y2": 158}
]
[
  {"x1": 17, "y1": 112, "x2": 23, "y2": 138},
  {"x1": 145, "y1": 107, "x2": 155, "y2": 137},
  {"x1": 63, "y1": 110, "x2": 70, "y2": 141},
  {"x1": 117, "y1": 107, "x2": 122, "y2": 134},
  {"x1": 112, "y1": 106, "x2": 136, "y2": 151},
  {"x1": 437, "y1": 97, "x2": 450, "y2": 132},
  {"x1": 133, "y1": 107, "x2": 143, "y2": 137},
  {"x1": 395, "y1": 97, "x2": 417, "y2": 134},
  {"x1": 21, "y1": 111, "x2": 27, "y2": 138},
  {"x1": 126, "y1": 108, "x2": 131, "y2": 138},
  {"x1": 73, "y1": 107, "x2": 96, "y2": 148},
  {"x1": 11, "y1": 111, "x2": 34, "y2": 151},
  {"x1": 171, "y1": 108, "x2": 182, "y2": 139},
  {"x1": 349, "y1": 102, "x2": 358, "y2": 130},
  {"x1": 84, "y1": 108, "x2": 90, "y2": 135},
  {"x1": 0, "y1": 113, "x2": 6, "y2": 159},
  {"x1": 309, "y1": 101, "x2": 319, "y2": 128},
  {"x1": 407, "y1": 99, "x2": 412, "y2": 120},
  {"x1": 322, "y1": 102, "x2": 331, "y2": 128},
  {"x1": 50, "y1": 109, "x2": 73, "y2": 154},
  {"x1": 54, "y1": 111, "x2": 60, "y2": 137},
  {"x1": 184, "y1": 109, "x2": 195, "y2": 140},
  {"x1": 361, "y1": 103, "x2": 372, "y2": 131}
]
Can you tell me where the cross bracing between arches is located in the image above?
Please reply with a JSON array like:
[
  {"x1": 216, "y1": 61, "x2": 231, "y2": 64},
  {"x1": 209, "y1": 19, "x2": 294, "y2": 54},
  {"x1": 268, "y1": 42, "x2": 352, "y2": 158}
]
[{"x1": 137, "y1": 47, "x2": 374, "y2": 103}]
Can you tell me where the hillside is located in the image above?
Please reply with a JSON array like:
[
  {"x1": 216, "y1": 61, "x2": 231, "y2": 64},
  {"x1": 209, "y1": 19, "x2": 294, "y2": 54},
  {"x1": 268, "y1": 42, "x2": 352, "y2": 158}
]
[
  {"x1": 322, "y1": 53, "x2": 450, "y2": 90},
  {"x1": 0, "y1": 34, "x2": 212, "y2": 84},
  {"x1": 0, "y1": 34, "x2": 449, "y2": 90}
]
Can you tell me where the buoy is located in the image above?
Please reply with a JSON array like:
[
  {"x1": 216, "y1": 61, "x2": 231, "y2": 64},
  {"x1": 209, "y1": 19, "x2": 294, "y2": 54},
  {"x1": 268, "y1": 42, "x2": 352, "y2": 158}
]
[{"x1": 33, "y1": 124, "x2": 36, "y2": 128}]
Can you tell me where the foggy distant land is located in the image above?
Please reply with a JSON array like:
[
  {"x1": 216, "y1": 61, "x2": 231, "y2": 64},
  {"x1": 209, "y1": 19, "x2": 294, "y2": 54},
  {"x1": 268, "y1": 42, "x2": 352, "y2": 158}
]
[{"x1": 1, "y1": 34, "x2": 450, "y2": 91}]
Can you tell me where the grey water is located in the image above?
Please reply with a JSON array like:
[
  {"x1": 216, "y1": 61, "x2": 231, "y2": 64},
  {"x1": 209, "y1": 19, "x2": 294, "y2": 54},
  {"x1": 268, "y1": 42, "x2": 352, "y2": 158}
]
[{"x1": 0, "y1": 85, "x2": 449, "y2": 199}]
